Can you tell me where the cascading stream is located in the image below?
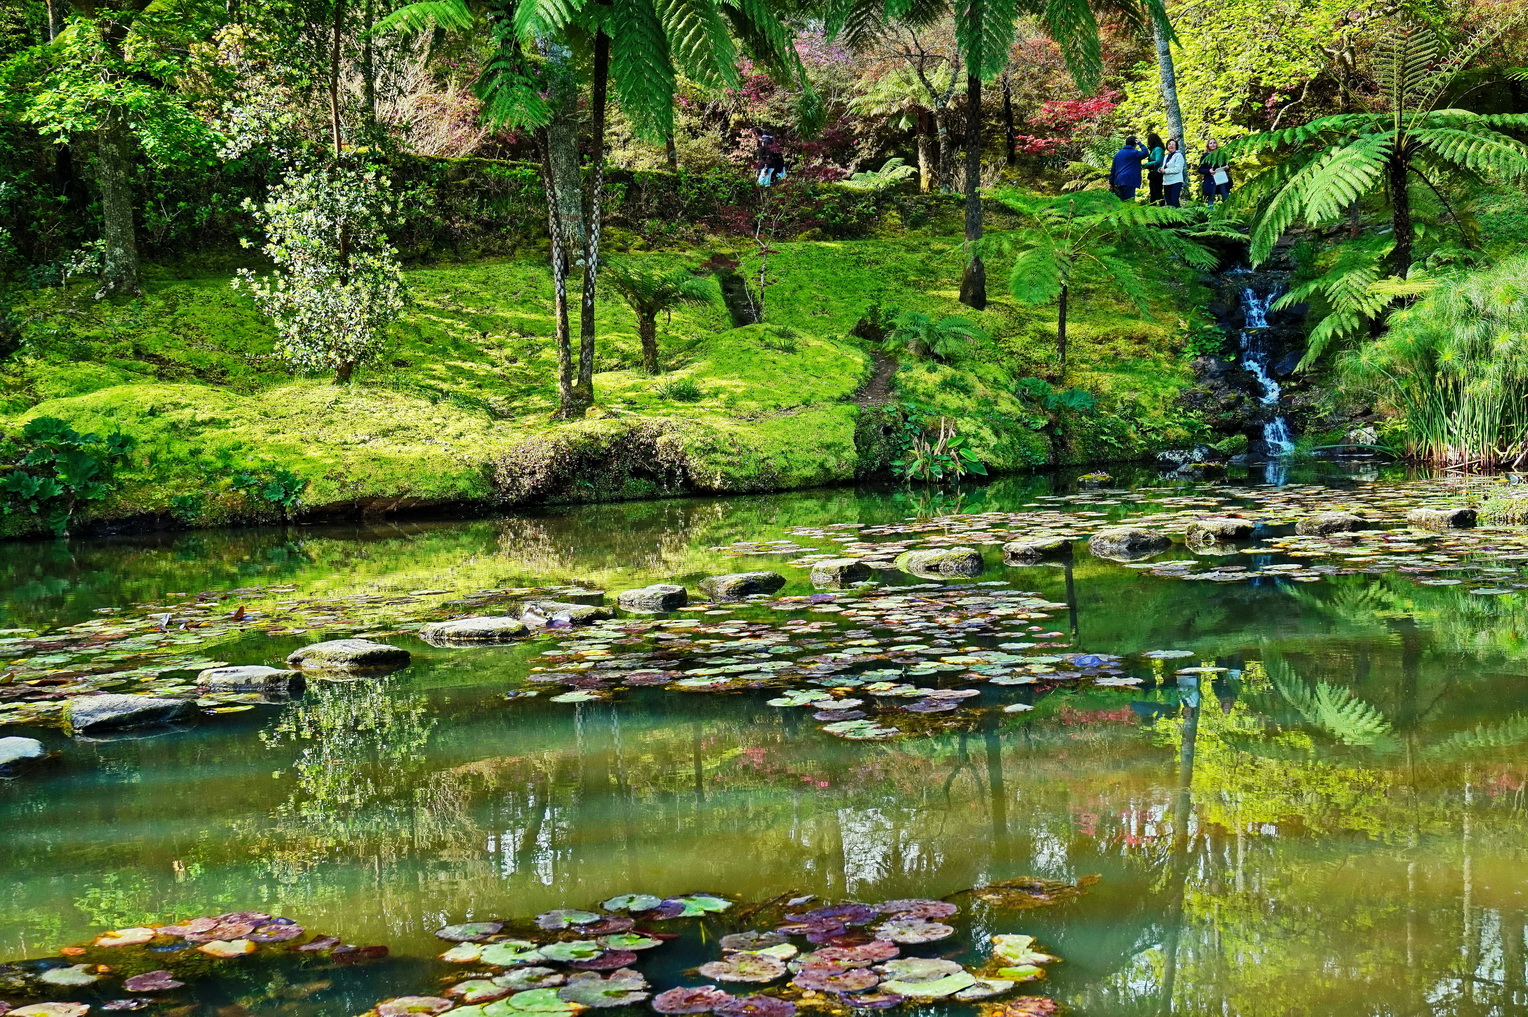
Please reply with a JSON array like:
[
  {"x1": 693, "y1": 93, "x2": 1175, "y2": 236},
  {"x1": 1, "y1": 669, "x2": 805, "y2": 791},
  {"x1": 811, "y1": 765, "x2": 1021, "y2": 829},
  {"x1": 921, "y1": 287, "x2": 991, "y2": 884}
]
[{"x1": 1237, "y1": 283, "x2": 1295, "y2": 465}]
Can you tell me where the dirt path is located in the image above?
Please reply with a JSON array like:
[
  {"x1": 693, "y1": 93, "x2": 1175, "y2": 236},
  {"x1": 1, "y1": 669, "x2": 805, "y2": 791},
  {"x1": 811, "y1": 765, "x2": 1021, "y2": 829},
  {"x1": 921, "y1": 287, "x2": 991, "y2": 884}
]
[{"x1": 854, "y1": 353, "x2": 898, "y2": 406}]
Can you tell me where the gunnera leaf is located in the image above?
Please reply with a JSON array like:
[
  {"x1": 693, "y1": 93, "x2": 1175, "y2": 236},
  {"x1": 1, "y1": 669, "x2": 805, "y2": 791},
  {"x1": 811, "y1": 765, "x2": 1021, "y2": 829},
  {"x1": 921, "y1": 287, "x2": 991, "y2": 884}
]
[{"x1": 697, "y1": 954, "x2": 787, "y2": 983}]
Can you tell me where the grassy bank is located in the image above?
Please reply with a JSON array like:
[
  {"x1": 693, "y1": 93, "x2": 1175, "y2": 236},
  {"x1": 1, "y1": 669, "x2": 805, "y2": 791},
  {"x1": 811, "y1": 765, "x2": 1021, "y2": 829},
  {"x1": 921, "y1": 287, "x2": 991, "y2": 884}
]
[{"x1": 2, "y1": 235, "x2": 1211, "y2": 537}]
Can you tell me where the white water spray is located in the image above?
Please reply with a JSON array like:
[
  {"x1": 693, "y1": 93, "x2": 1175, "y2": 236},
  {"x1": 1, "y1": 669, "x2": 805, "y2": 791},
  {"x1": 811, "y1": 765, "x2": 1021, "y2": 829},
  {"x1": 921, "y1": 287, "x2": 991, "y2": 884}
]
[{"x1": 1237, "y1": 284, "x2": 1294, "y2": 474}]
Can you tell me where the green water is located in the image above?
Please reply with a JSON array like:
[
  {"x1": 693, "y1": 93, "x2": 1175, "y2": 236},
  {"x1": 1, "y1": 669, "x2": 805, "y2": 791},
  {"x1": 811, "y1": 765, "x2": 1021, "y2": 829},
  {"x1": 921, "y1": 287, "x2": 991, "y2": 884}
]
[{"x1": 3, "y1": 470, "x2": 1527, "y2": 1017}]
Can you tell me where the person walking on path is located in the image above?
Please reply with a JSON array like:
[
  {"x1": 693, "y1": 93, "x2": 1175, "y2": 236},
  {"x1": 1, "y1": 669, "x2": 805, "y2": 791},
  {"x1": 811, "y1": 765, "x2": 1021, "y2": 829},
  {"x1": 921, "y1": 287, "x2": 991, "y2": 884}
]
[
  {"x1": 1108, "y1": 136, "x2": 1149, "y2": 201},
  {"x1": 1161, "y1": 138, "x2": 1186, "y2": 207},
  {"x1": 1199, "y1": 139, "x2": 1232, "y2": 205},
  {"x1": 1145, "y1": 132, "x2": 1166, "y2": 204}
]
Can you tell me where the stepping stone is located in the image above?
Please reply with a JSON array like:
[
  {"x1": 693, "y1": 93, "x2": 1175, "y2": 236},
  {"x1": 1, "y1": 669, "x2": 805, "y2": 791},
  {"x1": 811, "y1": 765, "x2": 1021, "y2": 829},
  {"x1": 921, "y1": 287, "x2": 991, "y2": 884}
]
[
  {"x1": 698, "y1": 572, "x2": 787, "y2": 600},
  {"x1": 1088, "y1": 527, "x2": 1171, "y2": 562},
  {"x1": 617, "y1": 585, "x2": 689, "y2": 612},
  {"x1": 286, "y1": 639, "x2": 411, "y2": 670},
  {"x1": 1295, "y1": 511, "x2": 1368, "y2": 536},
  {"x1": 520, "y1": 601, "x2": 615, "y2": 627},
  {"x1": 893, "y1": 548, "x2": 984, "y2": 577},
  {"x1": 809, "y1": 559, "x2": 873, "y2": 588},
  {"x1": 0, "y1": 736, "x2": 46, "y2": 772},
  {"x1": 1002, "y1": 538, "x2": 1073, "y2": 564},
  {"x1": 64, "y1": 694, "x2": 196, "y2": 734},
  {"x1": 420, "y1": 617, "x2": 527, "y2": 644},
  {"x1": 1406, "y1": 507, "x2": 1476, "y2": 530},
  {"x1": 1185, "y1": 517, "x2": 1256, "y2": 544},
  {"x1": 196, "y1": 665, "x2": 305, "y2": 692}
]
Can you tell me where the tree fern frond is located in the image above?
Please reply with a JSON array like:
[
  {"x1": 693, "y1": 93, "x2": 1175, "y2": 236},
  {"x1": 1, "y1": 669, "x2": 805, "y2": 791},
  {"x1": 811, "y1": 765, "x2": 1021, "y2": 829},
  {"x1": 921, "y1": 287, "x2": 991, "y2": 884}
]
[
  {"x1": 1412, "y1": 127, "x2": 1528, "y2": 181},
  {"x1": 372, "y1": 0, "x2": 475, "y2": 35},
  {"x1": 1039, "y1": 0, "x2": 1102, "y2": 91},
  {"x1": 1299, "y1": 134, "x2": 1391, "y2": 224},
  {"x1": 720, "y1": 0, "x2": 801, "y2": 81},
  {"x1": 1008, "y1": 247, "x2": 1066, "y2": 303},
  {"x1": 514, "y1": 0, "x2": 591, "y2": 40},
  {"x1": 655, "y1": 0, "x2": 737, "y2": 88},
  {"x1": 608, "y1": 0, "x2": 677, "y2": 138},
  {"x1": 1424, "y1": 714, "x2": 1528, "y2": 761}
]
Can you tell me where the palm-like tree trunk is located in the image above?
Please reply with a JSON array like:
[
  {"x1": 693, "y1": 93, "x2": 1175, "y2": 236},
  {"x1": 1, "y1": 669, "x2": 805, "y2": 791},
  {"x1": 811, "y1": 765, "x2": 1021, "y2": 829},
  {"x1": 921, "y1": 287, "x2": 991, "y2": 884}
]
[
  {"x1": 638, "y1": 314, "x2": 659, "y2": 374},
  {"x1": 93, "y1": 109, "x2": 141, "y2": 299},
  {"x1": 1389, "y1": 151, "x2": 1413, "y2": 278},
  {"x1": 540, "y1": 130, "x2": 576, "y2": 415},
  {"x1": 574, "y1": 30, "x2": 609, "y2": 411},
  {"x1": 1153, "y1": 14, "x2": 1184, "y2": 143},
  {"x1": 958, "y1": 66, "x2": 986, "y2": 309}
]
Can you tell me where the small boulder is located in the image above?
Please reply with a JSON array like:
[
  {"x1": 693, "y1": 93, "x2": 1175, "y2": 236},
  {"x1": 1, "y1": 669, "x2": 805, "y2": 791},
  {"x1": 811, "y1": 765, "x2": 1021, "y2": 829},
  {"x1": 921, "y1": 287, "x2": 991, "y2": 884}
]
[
  {"x1": 196, "y1": 665, "x2": 306, "y2": 693},
  {"x1": 64, "y1": 694, "x2": 196, "y2": 735},
  {"x1": 1002, "y1": 538, "x2": 1073, "y2": 564},
  {"x1": 1088, "y1": 527, "x2": 1172, "y2": 562},
  {"x1": 1406, "y1": 507, "x2": 1477, "y2": 531},
  {"x1": 809, "y1": 559, "x2": 873, "y2": 588},
  {"x1": 1185, "y1": 517, "x2": 1257, "y2": 545},
  {"x1": 1295, "y1": 511, "x2": 1368, "y2": 536},
  {"x1": 698, "y1": 571, "x2": 788, "y2": 601},
  {"x1": 893, "y1": 548, "x2": 984, "y2": 578},
  {"x1": 286, "y1": 638, "x2": 412, "y2": 671},
  {"x1": 616, "y1": 585, "x2": 689, "y2": 612},
  {"x1": 0, "y1": 736, "x2": 46, "y2": 773},
  {"x1": 520, "y1": 601, "x2": 615, "y2": 627},
  {"x1": 420, "y1": 616, "x2": 527, "y2": 644}
]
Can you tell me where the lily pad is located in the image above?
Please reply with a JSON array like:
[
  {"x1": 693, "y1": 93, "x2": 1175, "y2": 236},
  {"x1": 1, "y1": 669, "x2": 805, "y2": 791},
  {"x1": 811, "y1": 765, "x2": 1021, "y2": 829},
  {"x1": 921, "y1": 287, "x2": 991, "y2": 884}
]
[
  {"x1": 441, "y1": 943, "x2": 484, "y2": 964},
  {"x1": 376, "y1": 997, "x2": 454, "y2": 1017},
  {"x1": 196, "y1": 939, "x2": 256, "y2": 958},
  {"x1": 536, "y1": 910, "x2": 603, "y2": 931},
  {"x1": 991, "y1": 935, "x2": 1056, "y2": 966},
  {"x1": 841, "y1": 993, "x2": 902, "y2": 1010},
  {"x1": 954, "y1": 978, "x2": 1015, "y2": 1000},
  {"x1": 447, "y1": 981, "x2": 514, "y2": 1005},
  {"x1": 873, "y1": 919, "x2": 954, "y2": 944},
  {"x1": 123, "y1": 971, "x2": 184, "y2": 993},
  {"x1": 879, "y1": 972, "x2": 976, "y2": 998},
  {"x1": 492, "y1": 968, "x2": 567, "y2": 992},
  {"x1": 489, "y1": 989, "x2": 583, "y2": 1014},
  {"x1": 555, "y1": 969, "x2": 649, "y2": 1007},
  {"x1": 877, "y1": 899, "x2": 957, "y2": 920},
  {"x1": 720, "y1": 932, "x2": 786, "y2": 952},
  {"x1": 437, "y1": 922, "x2": 505, "y2": 942},
  {"x1": 94, "y1": 928, "x2": 156, "y2": 948},
  {"x1": 875, "y1": 958, "x2": 962, "y2": 982},
  {"x1": 481, "y1": 942, "x2": 548, "y2": 967},
  {"x1": 672, "y1": 895, "x2": 732, "y2": 916},
  {"x1": 598, "y1": 934, "x2": 662, "y2": 952},
  {"x1": 601, "y1": 894, "x2": 661, "y2": 913},
  {"x1": 539, "y1": 941, "x2": 604, "y2": 964},
  {"x1": 697, "y1": 954, "x2": 787, "y2": 983},
  {"x1": 40, "y1": 966, "x2": 101, "y2": 987},
  {"x1": 712, "y1": 997, "x2": 796, "y2": 1017},
  {"x1": 791, "y1": 966, "x2": 879, "y2": 993},
  {"x1": 569, "y1": 951, "x2": 639, "y2": 972},
  {"x1": 651, "y1": 987, "x2": 733, "y2": 1014},
  {"x1": 12, "y1": 1006, "x2": 91, "y2": 1017},
  {"x1": 993, "y1": 966, "x2": 1044, "y2": 982}
]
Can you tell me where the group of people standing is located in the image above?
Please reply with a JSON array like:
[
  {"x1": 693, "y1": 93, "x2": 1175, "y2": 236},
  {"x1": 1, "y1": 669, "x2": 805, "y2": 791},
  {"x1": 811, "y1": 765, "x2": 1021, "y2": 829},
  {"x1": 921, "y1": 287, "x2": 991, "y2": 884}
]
[{"x1": 1108, "y1": 134, "x2": 1231, "y2": 207}]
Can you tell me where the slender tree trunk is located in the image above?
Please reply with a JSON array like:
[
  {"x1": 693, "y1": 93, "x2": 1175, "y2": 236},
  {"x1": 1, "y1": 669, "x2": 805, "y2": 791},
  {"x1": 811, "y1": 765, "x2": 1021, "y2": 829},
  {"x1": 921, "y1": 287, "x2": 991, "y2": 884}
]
[
  {"x1": 539, "y1": 131, "x2": 576, "y2": 416},
  {"x1": 916, "y1": 111, "x2": 934, "y2": 192},
  {"x1": 1389, "y1": 152, "x2": 1413, "y2": 278},
  {"x1": 639, "y1": 315, "x2": 659, "y2": 374},
  {"x1": 1001, "y1": 73, "x2": 1016, "y2": 166},
  {"x1": 574, "y1": 30, "x2": 609, "y2": 409},
  {"x1": 361, "y1": 0, "x2": 378, "y2": 138},
  {"x1": 958, "y1": 68, "x2": 986, "y2": 309},
  {"x1": 93, "y1": 111, "x2": 142, "y2": 300},
  {"x1": 934, "y1": 108, "x2": 952, "y2": 192},
  {"x1": 1057, "y1": 284, "x2": 1068, "y2": 379},
  {"x1": 46, "y1": 0, "x2": 61, "y2": 39},
  {"x1": 329, "y1": 0, "x2": 346, "y2": 158},
  {"x1": 1153, "y1": 14, "x2": 1185, "y2": 143},
  {"x1": 665, "y1": 134, "x2": 679, "y2": 172}
]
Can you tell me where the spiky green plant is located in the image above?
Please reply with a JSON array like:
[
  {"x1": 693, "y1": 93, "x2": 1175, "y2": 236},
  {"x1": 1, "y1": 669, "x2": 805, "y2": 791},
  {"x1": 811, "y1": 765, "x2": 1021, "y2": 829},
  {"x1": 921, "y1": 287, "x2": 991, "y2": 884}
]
[
  {"x1": 602, "y1": 262, "x2": 717, "y2": 374},
  {"x1": 843, "y1": 158, "x2": 919, "y2": 192},
  {"x1": 1268, "y1": 662, "x2": 1396, "y2": 751},
  {"x1": 879, "y1": 310, "x2": 989, "y2": 363}
]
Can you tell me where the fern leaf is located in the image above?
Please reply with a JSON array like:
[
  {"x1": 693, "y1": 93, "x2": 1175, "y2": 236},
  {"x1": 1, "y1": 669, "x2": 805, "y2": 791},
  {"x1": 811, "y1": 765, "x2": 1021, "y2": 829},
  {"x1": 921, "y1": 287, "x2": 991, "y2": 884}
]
[
  {"x1": 514, "y1": 0, "x2": 591, "y2": 40},
  {"x1": 372, "y1": 0, "x2": 474, "y2": 35},
  {"x1": 608, "y1": 0, "x2": 677, "y2": 139},
  {"x1": 656, "y1": 0, "x2": 736, "y2": 88},
  {"x1": 1299, "y1": 134, "x2": 1390, "y2": 224},
  {"x1": 1424, "y1": 714, "x2": 1528, "y2": 761}
]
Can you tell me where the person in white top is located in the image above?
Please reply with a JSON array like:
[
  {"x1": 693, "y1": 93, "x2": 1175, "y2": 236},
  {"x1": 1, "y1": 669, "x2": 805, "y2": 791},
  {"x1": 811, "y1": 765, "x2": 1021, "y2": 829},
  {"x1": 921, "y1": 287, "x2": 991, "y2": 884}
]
[{"x1": 1160, "y1": 138, "x2": 1187, "y2": 208}]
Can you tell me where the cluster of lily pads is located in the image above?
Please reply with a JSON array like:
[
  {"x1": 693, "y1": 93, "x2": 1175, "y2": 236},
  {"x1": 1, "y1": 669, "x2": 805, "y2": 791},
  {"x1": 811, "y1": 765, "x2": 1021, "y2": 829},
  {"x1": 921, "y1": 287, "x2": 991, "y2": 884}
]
[
  {"x1": 0, "y1": 911, "x2": 385, "y2": 1016},
  {"x1": 368, "y1": 893, "x2": 1060, "y2": 1017}
]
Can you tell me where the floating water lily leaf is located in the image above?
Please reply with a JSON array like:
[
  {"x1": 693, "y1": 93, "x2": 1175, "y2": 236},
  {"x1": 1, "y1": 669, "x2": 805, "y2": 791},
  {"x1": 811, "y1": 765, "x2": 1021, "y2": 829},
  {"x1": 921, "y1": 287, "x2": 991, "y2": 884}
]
[
  {"x1": 437, "y1": 922, "x2": 505, "y2": 942},
  {"x1": 158, "y1": 918, "x2": 218, "y2": 937},
  {"x1": 697, "y1": 954, "x2": 787, "y2": 983},
  {"x1": 40, "y1": 965, "x2": 100, "y2": 987},
  {"x1": 100, "y1": 1001, "x2": 146, "y2": 1012},
  {"x1": 536, "y1": 910, "x2": 602, "y2": 931},
  {"x1": 875, "y1": 959, "x2": 962, "y2": 982},
  {"x1": 569, "y1": 951, "x2": 638, "y2": 972},
  {"x1": 792, "y1": 966, "x2": 878, "y2": 993},
  {"x1": 488, "y1": 989, "x2": 583, "y2": 1014},
  {"x1": 651, "y1": 987, "x2": 733, "y2": 1014},
  {"x1": 674, "y1": 895, "x2": 732, "y2": 915},
  {"x1": 197, "y1": 939, "x2": 256, "y2": 958},
  {"x1": 376, "y1": 997, "x2": 454, "y2": 1017},
  {"x1": 738, "y1": 944, "x2": 795, "y2": 961},
  {"x1": 441, "y1": 943, "x2": 483, "y2": 964},
  {"x1": 94, "y1": 928, "x2": 156, "y2": 948},
  {"x1": 880, "y1": 972, "x2": 976, "y2": 998},
  {"x1": 601, "y1": 894, "x2": 661, "y2": 913},
  {"x1": 713, "y1": 996, "x2": 796, "y2": 1017},
  {"x1": 492, "y1": 968, "x2": 566, "y2": 993},
  {"x1": 877, "y1": 900, "x2": 956, "y2": 920},
  {"x1": 123, "y1": 971, "x2": 184, "y2": 993},
  {"x1": 841, "y1": 992, "x2": 902, "y2": 1010},
  {"x1": 991, "y1": 936, "x2": 1055, "y2": 966},
  {"x1": 480, "y1": 942, "x2": 547, "y2": 967},
  {"x1": 12, "y1": 1005, "x2": 90, "y2": 1017},
  {"x1": 447, "y1": 981, "x2": 513, "y2": 1004},
  {"x1": 248, "y1": 922, "x2": 305, "y2": 943},
  {"x1": 538, "y1": 941, "x2": 603, "y2": 964},
  {"x1": 720, "y1": 932, "x2": 786, "y2": 952},
  {"x1": 978, "y1": 998, "x2": 1058, "y2": 1016},
  {"x1": 955, "y1": 978, "x2": 1014, "y2": 1001},
  {"x1": 801, "y1": 941, "x2": 899, "y2": 969},
  {"x1": 581, "y1": 918, "x2": 634, "y2": 936},
  {"x1": 873, "y1": 920, "x2": 953, "y2": 944},
  {"x1": 555, "y1": 969, "x2": 649, "y2": 1007},
  {"x1": 993, "y1": 966, "x2": 1043, "y2": 982},
  {"x1": 791, "y1": 904, "x2": 876, "y2": 926},
  {"x1": 598, "y1": 934, "x2": 661, "y2": 952}
]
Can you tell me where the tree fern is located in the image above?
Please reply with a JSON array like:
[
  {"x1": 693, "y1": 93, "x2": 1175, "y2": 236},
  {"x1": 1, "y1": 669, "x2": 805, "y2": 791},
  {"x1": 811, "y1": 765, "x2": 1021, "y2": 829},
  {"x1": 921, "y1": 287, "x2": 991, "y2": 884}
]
[
  {"x1": 1270, "y1": 663, "x2": 1396, "y2": 750},
  {"x1": 1423, "y1": 714, "x2": 1528, "y2": 762}
]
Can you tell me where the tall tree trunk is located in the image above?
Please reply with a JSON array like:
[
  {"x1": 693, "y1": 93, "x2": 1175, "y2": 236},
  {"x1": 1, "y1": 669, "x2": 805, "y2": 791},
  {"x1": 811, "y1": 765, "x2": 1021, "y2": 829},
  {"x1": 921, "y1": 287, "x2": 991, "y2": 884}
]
[
  {"x1": 574, "y1": 30, "x2": 609, "y2": 409},
  {"x1": 933, "y1": 108, "x2": 952, "y2": 192},
  {"x1": 1153, "y1": 13, "x2": 1185, "y2": 143},
  {"x1": 361, "y1": 0, "x2": 378, "y2": 138},
  {"x1": 329, "y1": 0, "x2": 346, "y2": 158},
  {"x1": 639, "y1": 315, "x2": 659, "y2": 374},
  {"x1": 1389, "y1": 152, "x2": 1413, "y2": 278},
  {"x1": 958, "y1": 68, "x2": 986, "y2": 309},
  {"x1": 916, "y1": 111, "x2": 934, "y2": 192},
  {"x1": 665, "y1": 134, "x2": 679, "y2": 172},
  {"x1": 1057, "y1": 284, "x2": 1068, "y2": 379},
  {"x1": 93, "y1": 110, "x2": 142, "y2": 300},
  {"x1": 1001, "y1": 72, "x2": 1015, "y2": 166},
  {"x1": 539, "y1": 131, "x2": 576, "y2": 416}
]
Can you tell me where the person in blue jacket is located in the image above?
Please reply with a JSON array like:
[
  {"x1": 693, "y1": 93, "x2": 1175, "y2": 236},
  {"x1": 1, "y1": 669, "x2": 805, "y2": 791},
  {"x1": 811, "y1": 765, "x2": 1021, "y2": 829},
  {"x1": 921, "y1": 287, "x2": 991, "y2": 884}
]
[{"x1": 1108, "y1": 136, "x2": 1149, "y2": 201}]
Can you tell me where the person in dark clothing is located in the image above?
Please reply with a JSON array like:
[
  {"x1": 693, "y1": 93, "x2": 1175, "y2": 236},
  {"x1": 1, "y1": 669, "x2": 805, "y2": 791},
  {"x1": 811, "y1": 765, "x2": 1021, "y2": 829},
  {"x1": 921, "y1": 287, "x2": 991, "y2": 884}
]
[
  {"x1": 1198, "y1": 139, "x2": 1232, "y2": 205},
  {"x1": 1108, "y1": 136, "x2": 1149, "y2": 201},
  {"x1": 766, "y1": 146, "x2": 786, "y2": 185},
  {"x1": 1145, "y1": 132, "x2": 1165, "y2": 205}
]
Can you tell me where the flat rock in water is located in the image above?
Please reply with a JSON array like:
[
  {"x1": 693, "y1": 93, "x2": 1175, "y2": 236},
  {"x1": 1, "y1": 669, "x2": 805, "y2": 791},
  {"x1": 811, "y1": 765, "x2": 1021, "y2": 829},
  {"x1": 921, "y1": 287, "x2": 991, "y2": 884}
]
[
  {"x1": 699, "y1": 572, "x2": 788, "y2": 600},
  {"x1": 893, "y1": 548, "x2": 984, "y2": 578},
  {"x1": 521, "y1": 601, "x2": 616, "y2": 627},
  {"x1": 64, "y1": 694, "x2": 196, "y2": 734},
  {"x1": 1294, "y1": 511, "x2": 1369, "y2": 536},
  {"x1": 197, "y1": 665, "x2": 306, "y2": 692},
  {"x1": 617, "y1": 585, "x2": 689, "y2": 612},
  {"x1": 1002, "y1": 538, "x2": 1072, "y2": 564},
  {"x1": 1088, "y1": 527, "x2": 1172, "y2": 562},
  {"x1": 0, "y1": 736, "x2": 46, "y2": 771},
  {"x1": 1185, "y1": 517, "x2": 1256, "y2": 545},
  {"x1": 287, "y1": 639, "x2": 412, "y2": 671},
  {"x1": 420, "y1": 616, "x2": 528, "y2": 644},
  {"x1": 1406, "y1": 507, "x2": 1477, "y2": 530},
  {"x1": 810, "y1": 559, "x2": 873, "y2": 588}
]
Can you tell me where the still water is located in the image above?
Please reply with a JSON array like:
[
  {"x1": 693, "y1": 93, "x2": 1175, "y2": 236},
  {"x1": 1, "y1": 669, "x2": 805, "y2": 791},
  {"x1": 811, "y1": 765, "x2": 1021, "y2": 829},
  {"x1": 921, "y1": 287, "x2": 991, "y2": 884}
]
[{"x1": 2, "y1": 467, "x2": 1526, "y2": 1017}]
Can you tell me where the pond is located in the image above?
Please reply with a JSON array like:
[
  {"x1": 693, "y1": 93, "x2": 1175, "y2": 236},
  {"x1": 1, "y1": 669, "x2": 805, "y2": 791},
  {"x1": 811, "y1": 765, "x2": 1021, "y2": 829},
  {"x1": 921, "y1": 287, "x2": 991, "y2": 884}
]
[{"x1": 2, "y1": 465, "x2": 1526, "y2": 1017}]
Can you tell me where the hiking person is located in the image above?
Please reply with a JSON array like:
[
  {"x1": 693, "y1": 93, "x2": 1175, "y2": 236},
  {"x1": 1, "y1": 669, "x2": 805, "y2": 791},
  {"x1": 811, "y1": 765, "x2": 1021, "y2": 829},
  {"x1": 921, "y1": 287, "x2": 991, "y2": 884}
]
[
  {"x1": 1199, "y1": 139, "x2": 1232, "y2": 205},
  {"x1": 1108, "y1": 136, "x2": 1149, "y2": 201},
  {"x1": 1145, "y1": 132, "x2": 1166, "y2": 204},
  {"x1": 1161, "y1": 138, "x2": 1187, "y2": 208}
]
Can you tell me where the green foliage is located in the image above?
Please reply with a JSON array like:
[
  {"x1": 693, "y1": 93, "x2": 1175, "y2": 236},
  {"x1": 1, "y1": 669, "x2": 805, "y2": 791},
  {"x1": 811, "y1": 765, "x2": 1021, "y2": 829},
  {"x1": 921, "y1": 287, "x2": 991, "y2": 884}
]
[
  {"x1": 231, "y1": 465, "x2": 307, "y2": 516},
  {"x1": 880, "y1": 310, "x2": 989, "y2": 363},
  {"x1": 1015, "y1": 376, "x2": 1095, "y2": 413},
  {"x1": 1270, "y1": 661, "x2": 1396, "y2": 750},
  {"x1": 891, "y1": 413, "x2": 988, "y2": 485},
  {"x1": 655, "y1": 377, "x2": 705, "y2": 402},
  {"x1": 0, "y1": 415, "x2": 133, "y2": 535},
  {"x1": 842, "y1": 158, "x2": 917, "y2": 192}
]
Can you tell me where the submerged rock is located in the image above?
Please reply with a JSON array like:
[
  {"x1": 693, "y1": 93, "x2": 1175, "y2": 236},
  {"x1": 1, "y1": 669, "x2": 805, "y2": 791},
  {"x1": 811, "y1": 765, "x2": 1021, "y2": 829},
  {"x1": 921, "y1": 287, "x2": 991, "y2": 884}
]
[
  {"x1": 809, "y1": 559, "x2": 873, "y2": 588},
  {"x1": 287, "y1": 639, "x2": 412, "y2": 671},
  {"x1": 1295, "y1": 511, "x2": 1368, "y2": 536},
  {"x1": 0, "y1": 736, "x2": 46, "y2": 772},
  {"x1": 1406, "y1": 507, "x2": 1477, "y2": 531},
  {"x1": 521, "y1": 601, "x2": 616, "y2": 627},
  {"x1": 1185, "y1": 517, "x2": 1256, "y2": 545},
  {"x1": 64, "y1": 694, "x2": 196, "y2": 734},
  {"x1": 197, "y1": 665, "x2": 306, "y2": 693},
  {"x1": 699, "y1": 571, "x2": 787, "y2": 600},
  {"x1": 617, "y1": 585, "x2": 689, "y2": 612},
  {"x1": 1002, "y1": 538, "x2": 1073, "y2": 564},
  {"x1": 420, "y1": 616, "x2": 528, "y2": 644},
  {"x1": 1088, "y1": 527, "x2": 1172, "y2": 561},
  {"x1": 893, "y1": 548, "x2": 984, "y2": 578}
]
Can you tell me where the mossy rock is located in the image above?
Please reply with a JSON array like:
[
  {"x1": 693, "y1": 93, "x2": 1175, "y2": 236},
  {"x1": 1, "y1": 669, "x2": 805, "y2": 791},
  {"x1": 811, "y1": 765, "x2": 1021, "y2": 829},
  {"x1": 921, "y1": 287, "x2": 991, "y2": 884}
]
[
  {"x1": 1002, "y1": 538, "x2": 1074, "y2": 564},
  {"x1": 1294, "y1": 512, "x2": 1369, "y2": 536},
  {"x1": 698, "y1": 571, "x2": 787, "y2": 601},
  {"x1": 893, "y1": 547, "x2": 984, "y2": 578},
  {"x1": 1088, "y1": 527, "x2": 1172, "y2": 562}
]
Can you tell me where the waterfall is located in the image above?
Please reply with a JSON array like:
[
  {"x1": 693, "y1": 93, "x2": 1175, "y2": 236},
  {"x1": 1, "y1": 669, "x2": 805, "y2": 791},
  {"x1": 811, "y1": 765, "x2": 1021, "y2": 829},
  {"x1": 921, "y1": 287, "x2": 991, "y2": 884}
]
[{"x1": 1237, "y1": 284, "x2": 1294, "y2": 464}]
